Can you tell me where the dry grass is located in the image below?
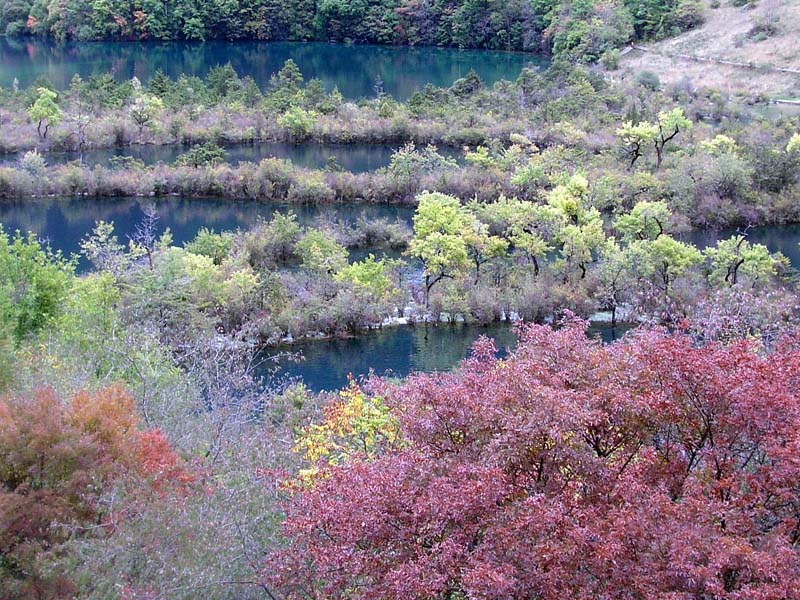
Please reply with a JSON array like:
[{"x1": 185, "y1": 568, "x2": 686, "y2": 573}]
[{"x1": 618, "y1": 0, "x2": 800, "y2": 98}]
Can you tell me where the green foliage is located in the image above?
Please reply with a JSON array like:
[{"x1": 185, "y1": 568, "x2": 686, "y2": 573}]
[
  {"x1": 624, "y1": 0, "x2": 704, "y2": 39},
  {"x1": 629, "y1": 235, "x2": 703, "y2": 291},
  {"x1": 636, "y1": 70, "x2": 661, "y2": 91},
  {"x1": 386, "y1": 143, "x2": 458, "y2": 181},
  {"x1": 296, "y1": 229, "x2": 348, "y2": 274},
  {"x1": 184, "y1": 228, "x2": 234, "y2": 264},
  {"x1": 278, "y1": 106, "x2": 316, "y2": 140},
  {"x1": 614, "y1": 201, "x2": 672, "y2": 241},
  {"x1": 701, "y1": 134, "x2": 738, "y2": 156},
  {"x1": 705, "y1": 235, "x2": 775, "y2": 286},
  {"x1": 0, "y1": 228, "x2": 74, "y2": 345},
  {"x1": 408, "y1": 192, "x2": 473, "y2": 302},
  {"x1": 28, "y1": 87, "x2": 62, "y2": 139},
  {"x1": 129, "y1": 92, "x2": 164, "y2": 134},
  {"x1": 787, "y1": 133, "x2": 800, "y2": 155},
  {"x1": 335, "y1": 254, "x2": 396, "y2": 300},
  {"x1": 176, "y1": 142, "x2": 228, "y2": 168}
]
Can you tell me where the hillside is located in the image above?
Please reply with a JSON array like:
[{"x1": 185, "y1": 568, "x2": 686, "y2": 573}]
[{"x1": 619, "y1": 0, "x2": 800, "y2": 99}]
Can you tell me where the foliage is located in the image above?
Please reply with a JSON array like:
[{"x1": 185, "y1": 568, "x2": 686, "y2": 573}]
[
  {"x1": 28, "y1": 87, "x2": 62, "y2": 139},
  {"x1": 295, "y1": 229, "x2": 348, "y2": 274},
  {"x1": 175, "y1": 141, "x2": 228, "y2": 168},
  {"x1": 407, "y1": 192, "x2": 473, "y2": 303},
  {"x1": 334, "y1": 254, "x2": 396, "y2": 300},
  {"x1": 184, "y1": 227, "x2": 234, "y2": 264},
  {"x1": 0, "y1": 228, "x2": 74, "y2": 345},
  {"x1": 277, "y1": 106, "x2": 316, "y2": 140},
  {"x1": 704, "y1": 235, "x2": 775, "y2": 287},
  {"x1": 293, "y1": 382, "x2": 402, "y2": 481},
  {"x1": 268, "y1": 321, "x2": 800, "y2": 598},
  {"x1": 0, "y1": 385, "x2": 188, "y2": 598},
  {"x1": 129, "y1": 92, "x2": 164, "y2": 135},
  {"x1": 1, "y1": 0, "x2": 703, "y2": 61}
]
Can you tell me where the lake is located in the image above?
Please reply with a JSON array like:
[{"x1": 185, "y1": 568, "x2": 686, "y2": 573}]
[
  {"x1": 0, "y1": 38, "x2": 546, "y2": 99},
  {"x1": 269, "y1": 321, "x2": 630, "y2": 393},
  {"x1": 1, "y1": 142, "x2": 462, "y2": 173},
  {"x1": 3, "y1": 197, "x2": 800, "y2": 270},
  {"x1": 0, "y1": 196, "x2": 414, "y2": 263}
]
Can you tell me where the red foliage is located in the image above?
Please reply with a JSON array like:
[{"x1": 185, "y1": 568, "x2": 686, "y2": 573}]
[
  {"x1": 267, "y1": 321, "x2": 800, "y2": 599},
  {"x1": 0, "y1": 385, "x2": 190, "y2": 599}
]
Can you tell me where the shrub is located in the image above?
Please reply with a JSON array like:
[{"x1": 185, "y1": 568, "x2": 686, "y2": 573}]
[{"x1": 636, "y1": 70, "x2": 661, "y2": 91}]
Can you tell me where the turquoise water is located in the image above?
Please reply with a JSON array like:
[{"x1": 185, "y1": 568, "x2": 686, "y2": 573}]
[
  {"x1": 0, "y1": 39, "x2": 545, "y2": 99},
  {"x1": 269, "y1": 321, "x2": 630, "y2": 393}
]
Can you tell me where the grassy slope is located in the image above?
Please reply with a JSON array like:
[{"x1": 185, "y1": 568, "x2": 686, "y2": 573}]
[{"x1": 618, "y1": 0, "x2": 800, "y2": 98}]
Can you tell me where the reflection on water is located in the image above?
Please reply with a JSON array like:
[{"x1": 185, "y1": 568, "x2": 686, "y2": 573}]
[
  {"x1": 1, "y1": 142, "x2": 462, "y2": 174},
  {"x1": 0, "y1": 196, "x2": 414, "y2": 267},
  {"x1": 0, "y1": 39, "x2": 546, "y2": 99},
  {"x1": 269, "y1": 321, "x2": 630, "y2": 392},
  {"x1": 683, "y1": 224, "x2": 800, "y2": 270}
]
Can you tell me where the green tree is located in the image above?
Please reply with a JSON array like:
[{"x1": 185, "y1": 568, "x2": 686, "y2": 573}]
[
  {"x1": 616, "y1": 120, "x2": 658, "y2": 168},
  {"x1": 705, "y1": 235, "x2": 775, "y2": 287},
  {"x1": 408, "y1": 192, "x2": 471, "y2": 306},
  {"x1": 296, "y1": 229, "x2": 348, "y2": 274},
  {"x1": 335, "y1": 254, "x2": 396, "y2": 301},
  {"x1": 129, "y1": 92, "x2": 164, "y2": 138},
  {"x1": 629, "y1": 235, "x2": 702, "y2": 293},
  {"x1": 0, "y1": 228, "x2": 74, "y2": 345},
  {"x1": 653, "y1": 107, "x2": 692, "y2": 169},
  {"x1": 175, "y1": 141, "x2": 227, "y2": 168},
  {"x1": 614, "y1": 200, "x2": 673, "y2": 241},
  {"x1": 28, "y1": 87, "x2": 62, "y2": 139}
]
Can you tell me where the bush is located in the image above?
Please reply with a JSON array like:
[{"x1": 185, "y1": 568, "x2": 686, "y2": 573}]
[
  {"x1": 636, "y1": 70, "x2": 661, "y2": 91},
  {"x1": 278, "y1": 107, "x2": 316, "y2": 140}
]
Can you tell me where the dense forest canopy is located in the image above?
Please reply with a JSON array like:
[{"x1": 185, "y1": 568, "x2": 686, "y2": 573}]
[{"x1": 0, "y1": 0, "x2": 703, "y2": 59}]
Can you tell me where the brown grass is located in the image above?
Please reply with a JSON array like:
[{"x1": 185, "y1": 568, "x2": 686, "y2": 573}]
[{"x1": 618, "y1": 0, "x2": 800, "y2": 98}]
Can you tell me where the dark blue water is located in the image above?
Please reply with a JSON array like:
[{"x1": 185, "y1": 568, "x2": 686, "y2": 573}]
[
  {"x1": 270, "y1": 321, "x2": 630, "y2": 393},
  {"x1": 0, "y1": 196, "x2": 414, "y2": 262},
  {"x1": 684, "y1": 225, "x2": 800, "y2": 269},
  {"x1": 1, "y1": 142, "x2": 461, "y2": 173},
  {"x1": 0, "y1": 39, "x2": 545, "y2": 99}
]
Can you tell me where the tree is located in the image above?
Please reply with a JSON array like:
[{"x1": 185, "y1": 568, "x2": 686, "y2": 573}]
[
  {"x1": 0, "y1": 386, "x2": 190, "y2": 598},
  {"x1": 616, "y1": 119, "x2": 658, "y2": 168},
  {"x1": 28, "y1": 87, "x2": 62, "y2": 139},
  {"x1": 267, "y1": 320, "x2": 800, "y2": 599},
  {"x1": 335, "y1": 254, "x2": 396, "y2": 301},
  {"x1": 0, "y1": 228, "x2": 74, "y2": 345},
  {"x1": 176, "y1": 141, "x2": 227, "y2": 168},
  {"x1": 616, "y1": 108, "x2": 692, "y2": 169},
  {"x1": 129, "y1": 92, "x2": 164, "y2": 138},
  {"x1": 653, "y1": 107, "x2": 692, "y2": 169},
  {"x1": 614, "y1": 200, "x2": 672, "y2": 241},
  {"x1": 407, "y1": 192, "x2": 471, "y2": 306},
  {"x1": 705, "y1": 234, "x2": 775, "y2": 287},
  {"x1": 547, "y1": 174, "x2": 606, "y2": 279},
  {"x1": 787, "y1": 133, "x2": 800, "y2": 155},
  {"x1": 629, "y1": 234, "x2": 702, "y2": 294},
  {"x1": 295, "y1": 229, "x2": 348, "y2": 274}
]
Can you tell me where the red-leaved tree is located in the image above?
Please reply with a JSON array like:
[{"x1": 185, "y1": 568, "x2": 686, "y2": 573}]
[
  {"x1": 266, "y1": 320, "x2": 800, "y2": 599},
  {"x1": 0, "y1": 385, "x2": 192, "y2": 599}
]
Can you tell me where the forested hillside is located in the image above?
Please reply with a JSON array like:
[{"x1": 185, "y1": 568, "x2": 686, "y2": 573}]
[{"x1": 1, "y1": 0, "x2": 703, "y2": 59}]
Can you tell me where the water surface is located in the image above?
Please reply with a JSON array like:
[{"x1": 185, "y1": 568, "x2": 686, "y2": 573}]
[
  {"x1": 0, "y1": 39, "x2": 545, "y2": 99},
  {"x1": 2, "y1": 142, "x2": 461, "y2": 173},
  {"x1": 270, "y1": 321, "x2": 629, "y2": 392},
  {"x1": 0, "y1": 196, "x2": 414, "y2": 262}
]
